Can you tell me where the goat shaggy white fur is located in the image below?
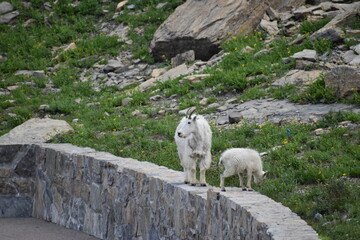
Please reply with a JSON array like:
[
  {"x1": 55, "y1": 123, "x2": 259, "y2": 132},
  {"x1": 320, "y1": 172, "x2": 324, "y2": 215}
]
[
  {"x1": 174, "y1": 109, "x2": 212, "y2": 186},
  {"x1": 219, "y1": 148, "x2": 266, "y2": 191}
]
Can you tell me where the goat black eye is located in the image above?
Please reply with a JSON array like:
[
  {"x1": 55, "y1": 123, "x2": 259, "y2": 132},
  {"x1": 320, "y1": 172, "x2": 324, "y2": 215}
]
[{"x1": 187, "y1": 121, "x2": 191, "y2": 124}]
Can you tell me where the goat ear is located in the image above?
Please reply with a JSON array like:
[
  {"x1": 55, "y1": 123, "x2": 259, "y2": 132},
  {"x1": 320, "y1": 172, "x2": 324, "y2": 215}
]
[
  {"x1": 263, "y1": 171, "x2": 268, "y2": 178},
  {"x1": 193, "y1": 115, "x2": 197, "y2": 121}
]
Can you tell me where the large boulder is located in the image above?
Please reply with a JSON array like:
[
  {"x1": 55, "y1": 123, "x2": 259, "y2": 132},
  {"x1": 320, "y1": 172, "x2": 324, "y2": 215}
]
[
  {"x1": 0, "y1": 118, "x2": 73, "y2": 144},
  {"x1": 150, "y1": 0, "x2": 305, "y2": 61},
  {"x1": 324, "y1": 66, "x2": 360, "y2": 99}
]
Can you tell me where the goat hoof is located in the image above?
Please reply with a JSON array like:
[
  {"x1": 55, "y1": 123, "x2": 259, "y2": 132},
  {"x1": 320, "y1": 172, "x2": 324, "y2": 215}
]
[
  {"x1": 200, "y1": 183, "x2": 207, "y2": 187},
  {"x1": 191, "y1": 183, "x2": 196, "y2": 186},
  {"x1": 221, "y1": 189, "x2": 226, "y2": 192},
  {"x1": 184, "y1": 181, "x2": 190, "y2": 184},
  {"x1": 248, "y1": 188, "x2": 254, "y2": 191},
  {"x1": 242, "y1": 188, "x2": 247, "y2": 191}
]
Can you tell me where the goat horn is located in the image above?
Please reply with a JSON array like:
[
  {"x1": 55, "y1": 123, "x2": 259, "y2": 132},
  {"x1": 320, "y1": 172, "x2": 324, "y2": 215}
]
[{"x1": 188, "y1": 107, "x2": 196, "y2": 118}]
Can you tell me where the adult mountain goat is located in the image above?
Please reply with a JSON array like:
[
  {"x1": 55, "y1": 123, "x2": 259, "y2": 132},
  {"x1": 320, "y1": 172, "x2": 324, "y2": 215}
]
[
  {"x1": 175, "y1": 108, "x2": 212, "y2": 186},
  {"x1": 219, "y1": 148, "x2": 267, "y2": 191}
]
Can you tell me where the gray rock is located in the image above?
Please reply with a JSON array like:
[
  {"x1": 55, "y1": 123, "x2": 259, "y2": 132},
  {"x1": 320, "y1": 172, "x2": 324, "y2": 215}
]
[
  {"x1": 314, "y1": 213, "x2": 323, "y2": 221},
  {"x1": 293, "y1": 5, "x2": 321, "y2": 19},
  {"x1": 0, "y1": 10, "x2": 19, "y2": 24},
  {"x1": 260, "y1": 19, "x2": 279, "y2": 35},
  {"x1": 171, "y1": 50, "x2": 195, "y2": 67},
  {"x1": 266, "y1": 7, "x2": 280, "y2": 21},
  {"x1": 324, "y1": 66, "x2": 360, "y2": 98},
  {"x1": 272, "y1": 70, "x2": 323, "y2": 87},
  {"x1": 228, "y1": 111, "x2": 243, "y2": 124},
  {"x1": 127, "y1": 4, "x2": 136, "y2": 10},
  {"x1": 207, "y1": 103, "x2": 221, "y2": 109},
  {"x1": 352, "y1": 44, "x2": 360, "y2": 55},
  {"x1": 0, "y1": 196, "x2": 33, "y2": 217},
  {"x1": 137, "y1": 64, "x2": 190, "y2": 91},
  {"x1": 0, "y1": 2, "x2": 13, "y2": 15},
  {"x1": 181, "y1": 74, "x2": 210, "y2": 84},
  {"x1": 0, "y1": 118, "x2": 73, "y2": 144},
  {"x1": 207, "y1": 98, "x2": 360, "y2": 125},
  {"x1": 39, "y1": 104, "x2": 50, "y2": 111},
  {"x1": 15, "y1": 70, "x2": 46, "y2": 79},
  {"x1": 150, "y1": 95, "x2": 164, "y2": 101},
  {"x1": 350, "y1": 56, "x2": 360, "y2": 66},
  {"x1": 254, "y1": 49, "x2": 270, "y2": 58},
  {"x1": 311, "y1": 28, "x2": 344, "y2": 43},
  {"x1": 0, "y1": 88, "x2": 11, "y2": 96},
  {"x1": 156, "y1": 2, "x2": 167, "y2": 9},
  {"x1": 150, "y1": 0, "x2": 296, "y2": 61},
  {"x1": 292, "y1": 49, "x2": 318, "y2": 62},
  {"x1": 103, "y1": 60, "x2": 124, "y2": 73},
  {"x1": 342, "y1": 50, "x2": 357, "y2": 64},
  {"x1": 122, "y1": 98, "x2": 133, "y2": 106}
]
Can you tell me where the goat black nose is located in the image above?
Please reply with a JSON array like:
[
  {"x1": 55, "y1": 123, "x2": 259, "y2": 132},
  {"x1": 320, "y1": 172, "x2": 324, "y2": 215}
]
[{"x1": 177, "y1": 132, "x2": 181, "y2": 137}]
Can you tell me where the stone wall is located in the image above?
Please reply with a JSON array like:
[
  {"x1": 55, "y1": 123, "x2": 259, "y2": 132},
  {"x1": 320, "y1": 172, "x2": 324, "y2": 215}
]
[
  {"x1": 0, "y1": 144, "x2": 35, "y2": 217},
  {"x1": 0, "y1": 143, "x2": 319, "y2": 240}
]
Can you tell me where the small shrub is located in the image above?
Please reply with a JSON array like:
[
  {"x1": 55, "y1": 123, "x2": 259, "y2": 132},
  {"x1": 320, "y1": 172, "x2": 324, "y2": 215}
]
[
  {"x1": 299, "y1": 18, "x2": 331, "y2": 34},
  {"x1": 313, "y1": 38, "x2": 333, "y2": 54},
  {"x1": 52, "y1": 67, "x2": 78, "y2": 87},
  {"x1": 290, "y1": 77, "x2": 338, "y2": 104}
]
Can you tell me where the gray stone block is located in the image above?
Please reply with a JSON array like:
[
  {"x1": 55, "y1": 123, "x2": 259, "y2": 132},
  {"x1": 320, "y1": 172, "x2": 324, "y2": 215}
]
[{"x1": 0, "y1": 196, "x2": 33, "y2": 217}]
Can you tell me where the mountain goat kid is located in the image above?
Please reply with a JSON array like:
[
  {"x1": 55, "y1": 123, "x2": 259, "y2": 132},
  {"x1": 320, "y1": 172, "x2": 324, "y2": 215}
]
[
  {"x1": 219, "y1": 148, "x2": 267, "y2": 191},
  {"x1": 175, "y1": 108, "x2": 212, "y2": 186}
]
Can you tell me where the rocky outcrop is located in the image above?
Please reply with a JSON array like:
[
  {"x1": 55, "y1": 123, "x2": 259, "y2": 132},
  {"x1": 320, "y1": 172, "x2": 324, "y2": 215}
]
[
  {"x1": 0, "y1": 2, "x2": 19, "y2": 24},
  {"x1": 150, "y1": 0, "x2": 305, "y2": 61},
  {"x1": 324, "y1": 66, "x2": 360, "y2": 98}
]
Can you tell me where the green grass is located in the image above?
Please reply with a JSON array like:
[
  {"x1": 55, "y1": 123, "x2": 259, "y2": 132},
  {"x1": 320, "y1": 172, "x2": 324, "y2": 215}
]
[
  {"x1": 299, "y1": 18, "x2": 331, "y2": 34},
  {"x1": 1, "y1": 2, "x2": 360, "y2": 239}
]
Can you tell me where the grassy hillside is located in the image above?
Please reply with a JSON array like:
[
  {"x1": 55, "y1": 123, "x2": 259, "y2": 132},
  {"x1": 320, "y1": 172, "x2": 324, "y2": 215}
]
[{"x1": 1, "y1": 1, "x2": 360, "y2": 239}]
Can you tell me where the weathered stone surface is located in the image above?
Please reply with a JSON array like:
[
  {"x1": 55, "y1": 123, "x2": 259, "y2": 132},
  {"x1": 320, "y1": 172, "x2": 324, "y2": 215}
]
[
  {"x1": 207, "y1": 98, "x2": 360, "y2": 125},
  {"x1": 180, "y1": 74, "x2": 210, "y2": 84},
  {"x1": 293, "y1": 5, "x2": 321, "y2": 19},
  {"x1": 15, "y1": 70, "x2": 47, "y2": 79},
  {"x1": 311, "y1": 1, "x2": 360, "y2": 40},
  {"x1": 103, "y1": 60, "x2": 125, "y2": 73},
  {"x1": 171, "y1": 50, "x2": 195, "y2": 67},
  {"x1": 352, "y1": 44, "x2": 360, "y2": 55},
  {"x1": 311, "y1": 27, "x2": 345, "y2": 43},
  {"x1": 260, "y1": 19, "x2": 279, "y2": 35},
  {"x1": 272, "y1": 69, "x2": 323, "y2": 87},
  {"x1": 342, "y1": 50, "x2": 357, "y2": 64},
  {"x1": 0, "y1": 10, "x2": 19, "y2": 24},
  {"x1": 324, "y1": 66, "x2": 360, "y2": 98},
  {"x1": 292, "y1": 49, "x2": 318, "y2": 62},
  {"x1": 150, "y1": 0, "x2": 298, "y2": 61},
  {"x1": 121, "y1": 97, "x2": 133, "y2": 106},
  {"x1": 228, "y1": 111, "x2": 243, "y2": 124},
  {"x1": 0, "y1": 118, "x2": 73, "y2": 144},
  {"x1": 350, "y1": 56, "x2": 360, "y2": 66},
  {"x1": 0, "y1": 196, "x2": 33, "y2": 217},
  {"x1": 137, "y1": 63, "x2": 190, "y2": 91},
  {"x1": 0, "y1": 181, "x2": 17, "y2": 195},
  {"x1": 150, "y1": 68, "x2": 167, "y2": 78},
  {"x1": 116, "y1": 0, "x2": 128, "y2": 11},
  {"x1": 0, "y1": 1, "x2": 13, "y2": 15}
]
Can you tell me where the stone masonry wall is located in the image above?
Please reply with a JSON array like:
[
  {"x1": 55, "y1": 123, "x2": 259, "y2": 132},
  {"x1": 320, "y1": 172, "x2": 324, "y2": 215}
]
[
  {"x1": 0, "y1": 143, "x2": 319, "y2": 240},
  {"x1": 0, "y1": 144, "x2": 35, "y2": 217}
]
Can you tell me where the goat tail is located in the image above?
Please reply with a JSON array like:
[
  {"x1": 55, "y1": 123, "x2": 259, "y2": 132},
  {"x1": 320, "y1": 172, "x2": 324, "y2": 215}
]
[{"x1": 218, "y1": 156, "x2": 223, "y2": 166}]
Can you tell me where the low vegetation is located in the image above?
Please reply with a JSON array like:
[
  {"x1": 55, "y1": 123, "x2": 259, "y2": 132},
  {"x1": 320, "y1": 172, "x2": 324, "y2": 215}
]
[{"x1": 1, "y1": 1, "x2": 359, "y2": 239}]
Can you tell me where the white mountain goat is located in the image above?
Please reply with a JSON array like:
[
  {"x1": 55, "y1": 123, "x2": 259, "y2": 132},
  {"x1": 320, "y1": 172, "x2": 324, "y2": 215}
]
[
  {"x1": 175, "y1": 108, "x2": 212, "y2": 186},
  {"x1": 219, "y1": 148, "x2": 267, "y2": 191}
]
